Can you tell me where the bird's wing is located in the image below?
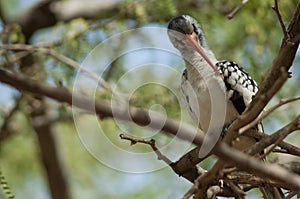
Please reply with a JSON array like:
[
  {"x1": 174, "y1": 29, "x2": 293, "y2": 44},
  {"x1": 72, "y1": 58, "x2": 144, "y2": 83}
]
[
  {"x1": 216, "y1": 60, "x2": 258, "y2": 114},
  {"x1": 181, "y1": 69, "x2": 202, "y2": 129},
  {"x1": 217, "y1": 60, "x2": 263, "y2": 133}
]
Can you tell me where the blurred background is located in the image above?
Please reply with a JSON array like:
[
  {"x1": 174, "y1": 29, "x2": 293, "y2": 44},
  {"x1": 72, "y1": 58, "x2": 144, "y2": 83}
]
[{"x1": 0, "y1": 0, "x2": 299, "y2": 198}]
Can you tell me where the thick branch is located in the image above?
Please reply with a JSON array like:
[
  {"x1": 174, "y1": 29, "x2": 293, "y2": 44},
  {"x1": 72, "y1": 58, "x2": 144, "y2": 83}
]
[{"x1": 171, "y1": 146, "x2": 210, "y2": 182}]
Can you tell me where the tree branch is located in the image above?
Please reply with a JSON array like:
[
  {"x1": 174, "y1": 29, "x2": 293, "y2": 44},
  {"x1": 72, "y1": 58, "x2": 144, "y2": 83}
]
[
  {"x1": 227, "y1": 0, "x2": 250, "y2": 19},
  {"x1": 245, "y1": 115, "x2": 300, "y2": 156},
  {"x1": 171, "y1": 146, "x2": 210, "y2": 182},
  {"x1": 119, "y1": 133, "x2": 173, "y2": 165},
  {"x1": 244, "y1": 129, "x2": 300, "y2": 157},
  {"x1": 0, "y1": 68, "x2": 201, "y2": 144},
  {"x1": 1, "y1": 69, "x2": 300, "y2": 191},
  {"x1": 240, "y1": 96, "x2": 300, "y2": 134},
  {"x1": 272, "y1": 0, "x2": 289, "y2": 40},
  {"x1": 119, "y1": 134, "x2": 244, "y2": 198}
]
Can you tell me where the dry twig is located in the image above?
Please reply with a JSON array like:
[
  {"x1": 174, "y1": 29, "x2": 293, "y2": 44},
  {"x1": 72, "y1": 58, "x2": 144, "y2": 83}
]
[
  {"x1": 272, "y1": 0, "x2": 289, "y2": 40},
  {"x1": 227, "y1": 0, "x2": 250, "y2": 19},
  {"x1": 244, "y1": 129, "x2": 300, "y2": 157},
  {"x1": 239, "y1": 96, "x2": 300, "y2": 134},
  {"x1": 119, "y1": 133, "x2": 173, "y2": 165},
  {"x1": 246, "y1": 115, "x2": 300, "y2": 157}
]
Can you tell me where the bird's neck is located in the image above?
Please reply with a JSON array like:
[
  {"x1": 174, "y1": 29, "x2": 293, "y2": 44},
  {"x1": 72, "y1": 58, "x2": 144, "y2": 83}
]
[{"x1": 183, "y1": 49, "x2": 218, "y2": 81}]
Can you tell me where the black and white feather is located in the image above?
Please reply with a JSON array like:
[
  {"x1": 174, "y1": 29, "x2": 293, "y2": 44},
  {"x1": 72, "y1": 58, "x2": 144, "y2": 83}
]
[{"x1": 216, "y1": 60, "x2": 258, "y2": 114}]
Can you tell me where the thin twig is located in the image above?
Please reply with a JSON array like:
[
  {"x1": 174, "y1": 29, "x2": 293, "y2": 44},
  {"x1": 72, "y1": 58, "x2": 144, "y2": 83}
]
[
  {"x1": 244, "y1": 129, "x2": 300, "y2": 157},
  {"x1": 272, "y1": 0, "x2": 289, "y2": 40},
  {"x1": 246, "y1": 115, "x2": 300, "y2": 157},
  {"x1": 119, "y1": 133, "x2": 173, "y2": 165},
  {"x1": 239, "y1": 96, "x2": 300, "y2": 134},
  {"x1": 227, "y1": 0, "x2": 250, "y2": 19},
  {"x1": 260, "y1": 116, "x2": 300, "y2": 159}
]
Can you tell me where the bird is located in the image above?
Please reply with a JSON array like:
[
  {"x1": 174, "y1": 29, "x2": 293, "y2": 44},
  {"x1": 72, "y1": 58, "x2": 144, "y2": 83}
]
[
  {"x1": 167, "y1": 15, "x2": 258, "y2": 150},
  {"x1": 167, "y1": 15, "x2": 283, "y2": 199}
]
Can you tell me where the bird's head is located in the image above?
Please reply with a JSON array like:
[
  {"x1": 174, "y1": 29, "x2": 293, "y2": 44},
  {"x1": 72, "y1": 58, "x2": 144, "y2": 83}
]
[
  {"x1": 167, "y1": 15, "x2": 216, "y2": 71},
  {"x1": 168, "y1": 15, "x2": 206, "y2": 49}
]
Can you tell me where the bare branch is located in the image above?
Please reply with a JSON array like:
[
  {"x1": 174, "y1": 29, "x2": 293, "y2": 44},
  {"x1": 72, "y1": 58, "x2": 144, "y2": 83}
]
[
  {"x1": 240, "y1": 96, "x2": 300, "y2": 134},
  {"x1": 0, "y1": 68, "x2": 201, "y2": 142},
  {"x1": 227, "y1": 0, "x2": 250, "y2": 19},
  {"x1": 119, "y1": 133, "x2": 173, "y2": 165},
  {"x1": 244, "y1": 129, "x2": 300, "y2": 157},
  {"x1": 261, "y1": 132, "x2": 295, "y2": 159},
  {"x1": 226, "y1": 170, "x2": 293, "y2": 190},
  {"x1": 272, "y1": 0, "x2": 289, "y2": 40},
  {"x1": 246, "y1": 115, "x2": 300, "y2": 156}
]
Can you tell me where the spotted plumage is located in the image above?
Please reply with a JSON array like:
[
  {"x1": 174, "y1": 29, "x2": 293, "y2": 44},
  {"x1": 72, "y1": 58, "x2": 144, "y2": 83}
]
[{"x1": 216, "y1": 60, "x2": 258, "y2": 114}]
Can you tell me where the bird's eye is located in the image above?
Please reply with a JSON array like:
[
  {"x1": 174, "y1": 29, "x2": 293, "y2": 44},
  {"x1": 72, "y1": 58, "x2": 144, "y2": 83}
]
[{"x1": 192, "y1": 24, "x2": 198, "y2": 35}]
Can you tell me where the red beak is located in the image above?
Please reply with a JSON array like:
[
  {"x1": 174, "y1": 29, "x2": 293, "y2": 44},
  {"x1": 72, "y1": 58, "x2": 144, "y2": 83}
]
[{"x1": 186, "y1": 33, "x2": 219, "y2": 74}]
